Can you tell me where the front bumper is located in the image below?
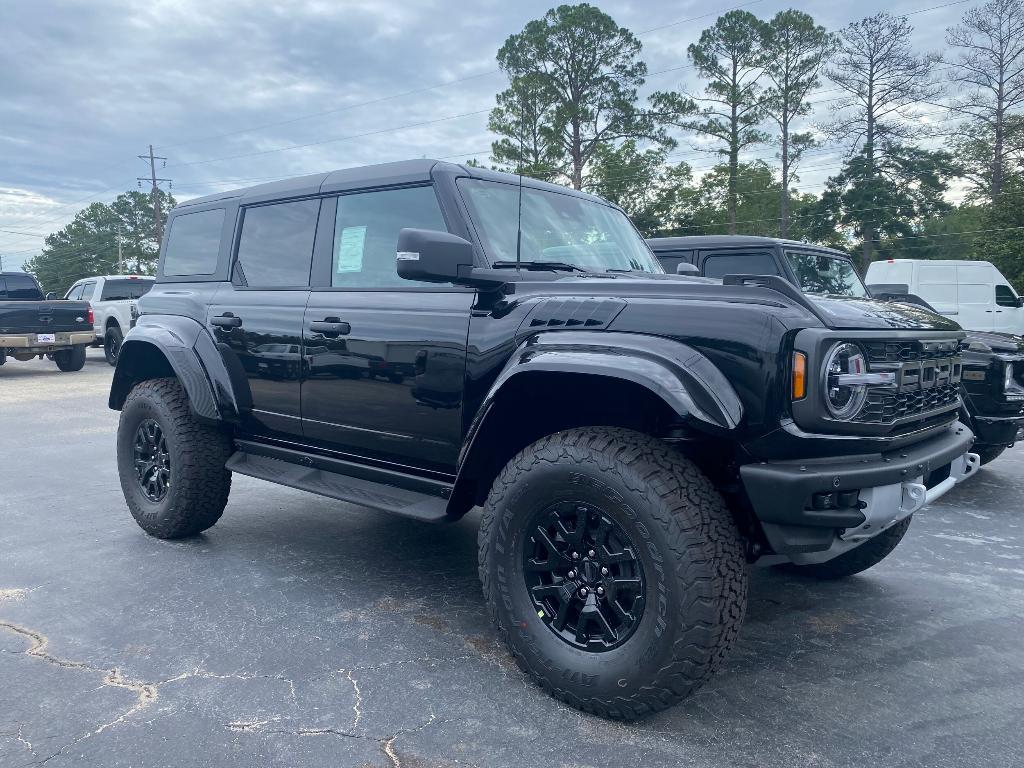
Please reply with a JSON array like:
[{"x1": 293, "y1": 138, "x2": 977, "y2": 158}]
[
  {"x1": 971, "y1": 413, "x2": 1024, "y2": 447},
  {"x1": 0, "y1": 331, "x2": 94, "y2": 350},
  {"x1": 741, "y1": 422, "x2": 977, "y2": 557}
]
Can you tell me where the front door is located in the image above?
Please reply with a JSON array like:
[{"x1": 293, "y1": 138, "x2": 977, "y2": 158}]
[
  {"x1": 209, "y1": 197, "x2": 320, "y2": 439},
  {"x1": 300, "y1": 186, "x2": 473, "y2": 475}
]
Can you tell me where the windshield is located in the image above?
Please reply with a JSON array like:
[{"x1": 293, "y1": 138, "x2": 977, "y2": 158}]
[
  {"x1": 785, "y1": 250, "x2": 868, "y2": 297},
  {"x1": 459, "y1": 178, "x2": 663, "y2": 274}
]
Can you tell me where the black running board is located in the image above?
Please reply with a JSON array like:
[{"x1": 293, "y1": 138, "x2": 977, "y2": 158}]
[{"x1": 226, "y1": 446, "x2": 452, "y2": 523}]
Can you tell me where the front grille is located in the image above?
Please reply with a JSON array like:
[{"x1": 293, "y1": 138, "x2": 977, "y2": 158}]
[
  {"x1": 850, "y1": 337, "x2": 963, "y2": 425},
  {"x1": 856, "y1": 382, "x2": 960, "y2": 424}
]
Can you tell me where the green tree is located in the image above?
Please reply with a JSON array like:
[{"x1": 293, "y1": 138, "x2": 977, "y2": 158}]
[
  {"x1": 945, "y1": 0, "x2": 1024, "y2": 200},
  {"x1": 489, "y1": 4, "x2": 665, "y2": 189},
  {"x1": 24, "y1": 189, "x2": 172, "y2": 294},
  {"x1": 761, "y1": 10, "x2": 834, "y2": 238},
  {"x1": 824, "y1": 12, "x2": 941, "y2": 269},
  {"x1": 652, "y1": 10, "x2": 769, "y2": 234},
  {"x1": 974, "y1": 171, "x2": 1024, "y2": 290},
  {"x1": 585, "y1": 140, "x2": 696, "y2": 235},
  {"x1": 814, "y1": 144, "x2": 959, "y2": 262}
]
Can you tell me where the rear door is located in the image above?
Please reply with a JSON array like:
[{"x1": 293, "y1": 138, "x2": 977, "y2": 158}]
[
  {"x1": 208, "y1": 198, "x2": 319, "y2": 440},
  {"x1": 956, "y1": 263, "x2": 995, "y2": 331},
  {"x1": 301, "y1": 185, "x2": 473, "y2": 475}
]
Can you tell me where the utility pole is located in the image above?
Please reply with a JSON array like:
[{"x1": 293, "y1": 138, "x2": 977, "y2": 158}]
[
  {"x1": 138, "y1": 145, "x2": 171, "y2": 246},
  {"x1": 117, "y1": 224, "x2": 123, "y2": 273}
]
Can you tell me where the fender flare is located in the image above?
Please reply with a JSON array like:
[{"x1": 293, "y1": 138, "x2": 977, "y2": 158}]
[
  {"x1": 447, "y1": 331, "x2": 744, "y2": 515},
  {"x1": 108, "y1": 315, "x2": 251, "y2": 422}
]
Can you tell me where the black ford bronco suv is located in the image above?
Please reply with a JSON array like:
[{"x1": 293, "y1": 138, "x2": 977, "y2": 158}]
[
  {"x1": 111, "y1": 161, "x2": 978, "y2": 719},
  {"x1": 648, "y1": 235, "x2": 1024, "y2": 469}
]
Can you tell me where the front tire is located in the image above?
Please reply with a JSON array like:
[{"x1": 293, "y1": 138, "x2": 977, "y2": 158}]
[
  {"x1": 779, "y1": 517, "x2": 912, "y2": 580},
  {"x1": 117, "y1": 377, "x2": 232, "y2": 538},
  {"x1": 53, "y1": 344, "x2": 87, "y2": 372},
  {"x1": 976, "y1": 445, "x2": 1007, "y2": 466},
  {"x1": 104, "y1": 326, "x2": 123, "y2": 366},
  {"x1": 478, "y1": 427, "x2": 747, "y2": 719}
]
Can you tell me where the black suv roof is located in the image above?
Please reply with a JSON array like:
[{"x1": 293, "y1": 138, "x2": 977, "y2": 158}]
[
  {"x1": 648, "y1": 235, "x2": 839, "y2": 251},
  {"x1": 178, "y1": 159, "x2": 610, "y2": 210}
]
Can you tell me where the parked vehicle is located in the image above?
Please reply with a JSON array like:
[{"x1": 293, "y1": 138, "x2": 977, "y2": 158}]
[
  {"x1": 64, "y1": 275, "x2": 154, "y2": 365},
  {"x1": 865, "y1": 259, "x2": 1024, "y2": 334},
  {"x1": 0, "y1": 271, "x2": 93, "y2": 372},
  {"x1": 110, "y1": 161, "x2": 978, "y2": 719},
  {"x1": 647, "y1": 236, "x2": 1024, "y2": 468}
]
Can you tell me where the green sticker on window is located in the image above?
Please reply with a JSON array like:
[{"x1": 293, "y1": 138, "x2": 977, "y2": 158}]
[{"x1": 336, "y1": 226, "x2": 366, "y2": 273}]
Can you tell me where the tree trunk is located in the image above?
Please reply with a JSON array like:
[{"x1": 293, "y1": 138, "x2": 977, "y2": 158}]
[
  {"x1": 992, "y1": 92, "x2": 1005, "y2": 200},
  {"x1": 780, "y1": 113, "x2": 790, "y2": 239},
  {"x1": 570, "y1": 121, "x2": 583, "y2": 190},
  {"x1": 728, "y1": 101, "x2": 739, "y2": 235}
]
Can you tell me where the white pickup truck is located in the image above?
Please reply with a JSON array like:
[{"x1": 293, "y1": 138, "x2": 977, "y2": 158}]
[
  {"x1": 866, "y1": 259, "x2": 1024, "y2": 334},
  {"x1": 64, "y1": 275, "x2": 154, "y2": 365}
]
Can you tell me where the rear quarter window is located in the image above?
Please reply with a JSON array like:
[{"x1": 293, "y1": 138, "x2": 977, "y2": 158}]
[
  {"x1": 163, "y1": 209, "x2": 225, "y2": 277},
  {"x1": 0, "y1": 273, "x2": 43, "y2": 300},
  {"x1": 100, "y1": 279, "x2": 153, "y2": 301}
]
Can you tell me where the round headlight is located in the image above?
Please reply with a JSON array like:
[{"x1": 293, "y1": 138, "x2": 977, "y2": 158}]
[{"x1": 823, "y1": 342, "x2": 869, "y2": 420}]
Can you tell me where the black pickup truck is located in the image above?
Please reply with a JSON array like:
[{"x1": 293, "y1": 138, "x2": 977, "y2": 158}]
[
  {"x1": 109, "y1": 161, "x2": 978, "y2": 719},
  {"x1": 0, "y1": 271, "x2": 94, "y2": 372},
  {"x1": 648, "y1": 235, "x2": 1024, "y2": 467}
]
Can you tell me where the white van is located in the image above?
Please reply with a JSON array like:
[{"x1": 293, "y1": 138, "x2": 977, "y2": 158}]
[{"x1": 866, "y1": 259, "x2": 1024, "y2": 334}]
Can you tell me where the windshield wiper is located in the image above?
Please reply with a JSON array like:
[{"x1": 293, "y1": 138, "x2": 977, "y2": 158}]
[{"x1": 491, "y1": 261, "x2": 591, "y2": 274}]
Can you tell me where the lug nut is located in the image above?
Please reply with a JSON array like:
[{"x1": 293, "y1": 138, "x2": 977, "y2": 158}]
[
  {"x1": 567, "y1": 570, "x2": 576, "y2": 579},
  {"x1": 571, "y1": 551, "x2": 580, "y2": 560},
  {"x1": 596, "y1": 586, "x2": 604, "y2": 596},
  {"x1": 587, "y1": 549, "x2": 596, "y2": 558},
  {"x1": 580, "y1": 587, "x2": 589, "y2": 597},
  {"x1": 600, "y1": 566, "x2": 609, "y2": 576}
]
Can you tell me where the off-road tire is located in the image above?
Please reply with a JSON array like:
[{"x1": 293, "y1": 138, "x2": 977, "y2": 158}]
[
  {"x1": 117, "y1": 377, "x2": 232, "y2": 538},
  {"x1": 780, "y1": 517, "x2": 912, "y2": 580},
  {"x1": 53, "y1": 344, "x2": 87, "y2": 372},
  {"x1": 478, "y1": 427, "x2": 748, "y2": 720},
  {"x1": 104, "y1": 326, "x2": 123, "y2": 366},
  {"x1": 976, "y1": 445, "x2": 1007, "y2": 466}
]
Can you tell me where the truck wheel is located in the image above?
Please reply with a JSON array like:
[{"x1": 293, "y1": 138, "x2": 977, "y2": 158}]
[
  {"x1": 976, "y1": 445, "x2": 1007, "y2": 466},
  {"x1": 117, "y1": 377, "x2": 232, "y2": 538},
  {"x1": 53, "y1": 344, "x2": 87, "y2": 372},
  {"x1": 780, "y1": 517, "x2": 912, "y2": 580},
  {"x1": 478, "y1": 427, "x2": 747, "y2": 720},
  {"x1": 104, "y1": 326, "x2": 123, "y2": 366}
]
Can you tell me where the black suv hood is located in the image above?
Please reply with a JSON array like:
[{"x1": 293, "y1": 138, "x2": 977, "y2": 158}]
[{"x1": 805, "y1": 295, "x2": 962, "y2": 331}]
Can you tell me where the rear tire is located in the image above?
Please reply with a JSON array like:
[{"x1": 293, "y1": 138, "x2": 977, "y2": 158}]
[
  {"x1": 478, "y1": 427, "x2": 747, "y2": 720},
  {"x1": 117, "y1": 377, "x2": 232, "y2": 538},
  {"x1": 779, "y1": 517, "x2": 912, "y2": 580},
  {"x1": 104, "y1": 326, "x2": 123, "y2": 366},
  {"x1": 976, "y1": 445, "x2": 1007, "y2": 466},
  {"x1": 53, "y1": 344, "x2": 87, "y2": 372}
]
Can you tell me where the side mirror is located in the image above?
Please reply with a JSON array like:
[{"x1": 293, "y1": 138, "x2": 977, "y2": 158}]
[
  {"x1": 45, "y1": 291, "x2": 57, "y2": 300},
  {"x1": 676, "y1": 262, "x2": 700, "y2": 275},
  {"x1": 397, "y1": 228, "x2": 475, "y2": 285},
  {"x1": 1018, "y1": 296, "x2": 1024, "y2": 308}
]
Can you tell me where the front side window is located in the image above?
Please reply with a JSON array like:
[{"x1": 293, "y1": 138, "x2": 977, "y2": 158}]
[
  {"x1": 65, "y1": 284, "x2": 84, "y2": 300},
  {"x1": 785, "y1": 251, "x2": 867, "y2": 297},
  {"x1": 703, "y1": 252, "x2": 780, "y2": 279},
  {"x1": 996, "y1": 284, "x2": 1020, "y2": 308},
  {"x1": 164, "y1": 209, "x2": 225, "y2": 277},
  {"x1": 100, "y1": 279, "x2": 154, "y2": 301},
  {"x1": 459, "y1": 179, "x2": 662, "y2": 273},
  {"x1": 236, "y1": 199, "x2": 319, "y2": 287},
  {"x1": 331, "y1": 185, "x2": 447, "y2": 288}
]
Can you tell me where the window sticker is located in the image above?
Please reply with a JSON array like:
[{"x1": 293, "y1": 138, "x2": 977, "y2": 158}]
[{"x1": 336, "y1": 225, "x2": 366, "y2": 273}]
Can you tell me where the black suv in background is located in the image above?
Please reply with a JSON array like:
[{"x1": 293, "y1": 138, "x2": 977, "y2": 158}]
[
  {"x1": 110, "y1": 161, "x2": 977, "y2": 719},
  {"x1": 648, "y1": 235, "x2": 1024, "y2": 467}
]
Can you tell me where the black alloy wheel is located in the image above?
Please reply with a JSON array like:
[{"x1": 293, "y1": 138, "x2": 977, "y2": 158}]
[
  {"x1": 134, "y1": 419, "x2": 171, "y2": 502},
  {"x1": 523, "y1": 501, "x2": 646, "y2": 651}
]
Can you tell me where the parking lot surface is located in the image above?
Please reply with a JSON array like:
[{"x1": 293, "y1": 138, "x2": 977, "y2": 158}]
[{"x1": 1, "y1": 349, "x2": 1022, "y2": 768}]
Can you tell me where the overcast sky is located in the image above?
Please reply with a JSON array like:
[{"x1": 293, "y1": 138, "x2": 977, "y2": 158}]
[{"x1": 0, "y1": 0, "x2": 974, "y2": 271}]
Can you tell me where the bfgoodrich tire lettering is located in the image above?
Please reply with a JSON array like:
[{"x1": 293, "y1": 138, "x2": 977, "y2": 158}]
[
  {"x1": 478, "y1": 427, "x2": 748, "y2": 720},
  {"x1": 117, "y1": 377, "x2": 232, "y2": 538}
]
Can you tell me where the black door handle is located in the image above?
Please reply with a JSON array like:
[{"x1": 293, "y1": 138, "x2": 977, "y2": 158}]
[
  {"x1": 310, "y1": 319, "x2": 351, "y2": 337},
  {"x1": 212, "y1": 313, "x2": 242, "y2": 328}
]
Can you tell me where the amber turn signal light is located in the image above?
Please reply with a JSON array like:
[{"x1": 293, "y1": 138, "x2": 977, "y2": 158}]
[{"x1": 792, "y1": 352, "x2": 807, "y2": 400}]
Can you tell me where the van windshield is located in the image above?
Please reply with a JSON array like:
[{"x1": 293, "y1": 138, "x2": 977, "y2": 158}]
[
  {"x1": 459, "y1": 179, "x2": 662, "y2": 274},
  {"x1": 785, "y1": 251, "x2": 868, "y2": 297}
]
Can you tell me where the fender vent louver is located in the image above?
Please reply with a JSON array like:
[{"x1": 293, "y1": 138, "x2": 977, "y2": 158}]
[{"x1": 526, "y1": 298, "x2": 626, "y2": 329}]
